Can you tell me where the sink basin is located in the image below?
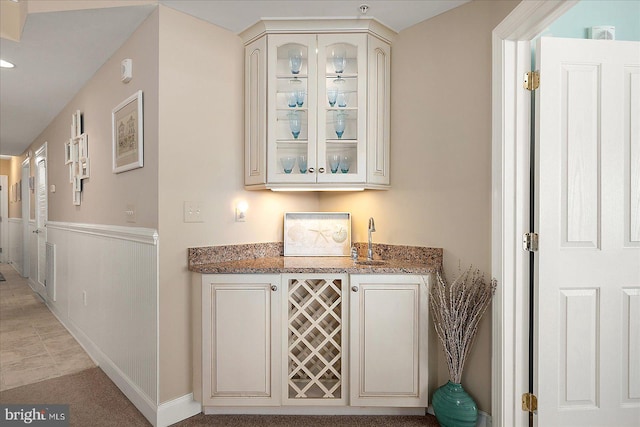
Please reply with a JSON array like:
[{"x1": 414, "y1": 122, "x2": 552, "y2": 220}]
[{"x1": 355, "y1": 260, "x2": 386, "y2": 266}]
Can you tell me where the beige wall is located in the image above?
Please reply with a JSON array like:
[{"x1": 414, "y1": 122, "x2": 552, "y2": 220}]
[
  {"x1": 32, "y1": 9, "x2": 159, "y2": 228},
  {"x1": 156, "y1": 6, "x2": 319, "y2": 402},
  {"x1": 5, "y1": 155, "x2": 28, "y2": 218},
  {"x1": 320, "y1": 0, "x2": 520, "y2": 412}
]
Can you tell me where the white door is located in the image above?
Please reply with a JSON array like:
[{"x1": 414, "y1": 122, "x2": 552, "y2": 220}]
[
  {"x1": 535, "y1": 37, "x2": 640, "y2": 426},
  {"x1": 35, "y1": 144, "x2": 47, "y2": 289}
]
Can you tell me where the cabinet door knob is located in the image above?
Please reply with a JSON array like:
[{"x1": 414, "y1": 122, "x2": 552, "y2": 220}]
[
  {"x1": 318, "y1": 167, "x2": 325, "y2": 173},
  {"x1": 271, "y1": 285, "x2": 278, "y2": 292},
  {"x1": 308, "y1": 167, "x2": 315, "y2": 173},
  {"x1": 351, "y1": 286, "x2": 358, "y2": 292}
]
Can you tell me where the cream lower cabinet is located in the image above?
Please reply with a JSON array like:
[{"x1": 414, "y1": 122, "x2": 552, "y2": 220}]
[
  {"x1": 199, "y1": 273, "x2": 428, "y2": 410},
  {"x1": 349, "y1": 274, "x2": 429, "y2": 407},
  {"x1": 201, "y1": 274, "x2": 281, "y2": 406}
]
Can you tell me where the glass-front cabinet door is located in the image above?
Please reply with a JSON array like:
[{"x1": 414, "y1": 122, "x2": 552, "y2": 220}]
[
  {"x1": 267, "y1": 35, "x2": 317, "y2": 184},
  {"x1": 317, "y1": 34, "x2": 367, "y2": 183},
  {"x1": 244, "y1": 20, "x2": 393, "y2": 190}
]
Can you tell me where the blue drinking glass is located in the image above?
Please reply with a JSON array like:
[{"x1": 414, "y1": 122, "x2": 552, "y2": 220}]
[
  {"x1": 340, "y1": 155, "x2": 350, "y2": 173},
  {"x1": 298, "y1": 155, "x2": 308, "y2": 174},
  {"x1": 329, "y1": 154, "x2": 340, "y2": 173},
  {"x1": 289, "y1": 50, "x2": 302, "y2": 74},
  {"x1": 296, "y1": 89, "x2": 305, "y2": 107},
  {"x1": 327, "y1": 88, "x2": 337, "y2": 107},
  {"x1": 288, "y1": 112, "x2": 301, "y2": 139},
  {"x1": 281, "y1": 156, "x2": 296, "y2": 174},
  {"x1": 334, "y1": 112, "x2": 346, "y2": 139}
]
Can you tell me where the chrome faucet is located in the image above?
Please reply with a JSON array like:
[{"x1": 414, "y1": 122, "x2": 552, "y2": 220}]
[{"x1": 367, "y1": 217, "x2": 376, "y2": 260}]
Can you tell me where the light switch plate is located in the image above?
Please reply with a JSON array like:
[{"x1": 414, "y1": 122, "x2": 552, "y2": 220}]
[
  {"x1": 125, "y1": 204, "x2": 136, "y2": 223},
  {"x1": 184, "y1": 201, "x2": 204, "y2": 223}
]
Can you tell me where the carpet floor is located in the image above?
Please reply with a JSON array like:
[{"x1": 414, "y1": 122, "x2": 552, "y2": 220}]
[{"x1": 0, "y1": 367, "x2": 441, "y2": 426}]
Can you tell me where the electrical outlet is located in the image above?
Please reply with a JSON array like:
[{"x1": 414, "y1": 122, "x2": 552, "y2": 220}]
[{"x1": 184, "y1": 201, "x2": 204, "y2": 223}]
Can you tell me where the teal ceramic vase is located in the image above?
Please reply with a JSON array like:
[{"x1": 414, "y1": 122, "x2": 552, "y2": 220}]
[{"x1": 432, "y1": 381, "x2": 478, "y2": 427}]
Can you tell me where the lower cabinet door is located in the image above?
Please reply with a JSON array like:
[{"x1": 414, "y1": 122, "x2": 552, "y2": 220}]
[
  {"x1": 202, "y1": 274, "x2": 281, "y2": 406},
  {"x1": 349, "y1": 274, "x2": 429, "y2": 407}
]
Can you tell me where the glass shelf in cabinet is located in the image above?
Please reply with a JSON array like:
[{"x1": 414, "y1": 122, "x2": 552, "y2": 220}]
[
  {"x1": 325, "y1": 139, "x2": 358, "y2": 144},
  {"x1": 276, "y1": 73, "x2": 308, "y2": 79},
  {"x1": 325, "y1": 73, "x2": 357, "y2": 79}
]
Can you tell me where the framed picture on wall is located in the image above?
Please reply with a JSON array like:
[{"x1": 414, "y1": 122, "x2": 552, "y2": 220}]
[
  {"x1": 65, "y1": 139, "x2": 72, "y2": 164},
  {"x1": 112, "y1": 90, "x2": 143, "y2": 173}
]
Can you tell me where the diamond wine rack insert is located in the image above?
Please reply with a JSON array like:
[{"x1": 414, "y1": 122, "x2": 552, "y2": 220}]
[{"x1": 287, "y1": 277, "x2": 343, "y2": 400}]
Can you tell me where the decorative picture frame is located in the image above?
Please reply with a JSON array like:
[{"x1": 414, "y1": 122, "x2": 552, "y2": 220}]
[
  {"x1": 78, "y1": 134, "x2": 88, "y2": 158},
  {"x1": 79, "y1": 157, "x2": 90, "y2": 179},
  {"x1": 112, "y1": 90, "x2": 143, "y2": 173},
  {"x1": 64, "y1": 139, "x2": 72, "y2": 164},
  {"x1": 17, "y1": 180, "x2": 21, "y2": 201},
  {"x1": 284, "y1": 212, "x2": 351, "y2": 256}
]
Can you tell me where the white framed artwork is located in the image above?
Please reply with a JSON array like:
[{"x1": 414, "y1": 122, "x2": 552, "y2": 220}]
[{"x1": 112, "y1": 90, "x2": 143, "y2": 173}]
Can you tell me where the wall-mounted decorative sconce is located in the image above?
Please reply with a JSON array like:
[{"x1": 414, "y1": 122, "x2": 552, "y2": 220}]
[{"x1": 235, "y1": 201, "x2": 248, "y2": 222}]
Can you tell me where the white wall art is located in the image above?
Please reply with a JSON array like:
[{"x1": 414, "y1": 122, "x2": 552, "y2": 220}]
[{"x1": 66, "y1": 110, "x2": 90, "y2": 205}]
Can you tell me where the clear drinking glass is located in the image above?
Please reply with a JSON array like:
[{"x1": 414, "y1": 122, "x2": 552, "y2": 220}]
[
  {"x1": 334, "y1": 112, "x2": 347, "y2": 139},
  {"x1": 281, "y1": 156, "x2": 296, "y2": 174},
  {"x1": 332, "y1": 48, "x2": 346, "y2": 73},
  {"x1": 287, "y1": 91, "x2": 297, "y2": 108},
  {"x1": 295, "y1": 88, "x2": 305, "y2": 107},
  {"x1": 329, "y1": 154, "x2": 340, "y2": 173},
  {"x1": 289, "y1": 49, "x2": 302, "y2": 74},
  {"x1": 340, "y1": 155, "x2": 350, "y2": 173},
  {"x1": 288, "y1": 111, "x2": 301, "y2": 139},
  {"x1": 327, "y1": 87, "x2": 338, "y2": 107},
  {"x1": 337, "y1": 90, "x2": 348, "y2": 108},
  {"x1": 298, "y1": 155, "x2": 308, "y2": 174}
]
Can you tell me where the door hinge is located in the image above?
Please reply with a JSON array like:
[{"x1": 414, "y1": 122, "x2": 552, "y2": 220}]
[
  {"x1": 523, "y1": 232, "x2": 538, "y2": 252},
  {"x1": 522, "y1": 392, "x2": 538, "y2": 413},
  {"x1": 524, "y1": 71, "x2": 540, "y2": 91}
]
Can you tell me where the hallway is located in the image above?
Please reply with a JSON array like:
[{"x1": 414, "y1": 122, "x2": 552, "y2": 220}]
[{"x1": 0, "y1": 263, "x2": 95, "y2": 391}]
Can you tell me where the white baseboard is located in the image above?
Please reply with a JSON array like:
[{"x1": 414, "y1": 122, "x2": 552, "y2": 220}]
[
  {"x1": 46, "y1": 292, "x2": 159, "y2": 426},
  {"x1": 427, "y1": 406, "x2": 491, "y2": 427},
  {"x1": 157, "y1": 394, "x2": 202, "y2": 427},
  {"x1": 204, "y1": 407, "x2": 426, "y2": 416}
]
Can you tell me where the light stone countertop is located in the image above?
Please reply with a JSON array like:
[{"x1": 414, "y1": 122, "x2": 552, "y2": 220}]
[{"x1": 188, "y1": 242, "x2": 442, "y2": 275}]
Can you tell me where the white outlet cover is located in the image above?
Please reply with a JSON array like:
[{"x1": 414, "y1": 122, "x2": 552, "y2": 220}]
[{"x1": 591, "y1": 26, "x2": 615, "y2": 40}]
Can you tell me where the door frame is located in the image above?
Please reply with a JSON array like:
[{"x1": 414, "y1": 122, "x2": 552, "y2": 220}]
[
  {"x1": 21, "y1": 156, "x2": 30, "y2": 278},
  {"x1": 0, "y1": 175, "x2": 7, "y2": 264},
  {"x1": 490, "y1": 1, "x2": 578, "y2": 426}
]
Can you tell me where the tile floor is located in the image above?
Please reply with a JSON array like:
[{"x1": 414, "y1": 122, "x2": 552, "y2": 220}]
[{"x1": 0, "y1": 263, "x2": 95, "y2": 391}]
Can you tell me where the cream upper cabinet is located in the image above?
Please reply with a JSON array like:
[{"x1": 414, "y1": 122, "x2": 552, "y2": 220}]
[{"x1": 242, "y1": 20, "x2": 394, "y2": 190}]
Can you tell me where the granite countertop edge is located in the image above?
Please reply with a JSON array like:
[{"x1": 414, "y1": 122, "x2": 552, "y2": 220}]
[{"x1": 188, "y1": 243, "x2": 442, "y2": 275}]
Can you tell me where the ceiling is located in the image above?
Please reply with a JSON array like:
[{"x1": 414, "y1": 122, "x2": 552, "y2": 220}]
[{"x1": 0, "y1": 0, "x2": 469, "y2": 156}]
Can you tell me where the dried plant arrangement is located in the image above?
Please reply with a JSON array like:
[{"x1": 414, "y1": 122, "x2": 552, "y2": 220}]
[{"x1": 430, "y1": 266, "x2": 497, "y2": 383}]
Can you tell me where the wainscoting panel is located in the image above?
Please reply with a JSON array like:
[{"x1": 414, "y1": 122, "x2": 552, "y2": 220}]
[
  {"x1": 8, "y1": 218, "x2": 22, "y2": 273},
  {"x1": 46, "y1": 222, "x2": 159, "y2": 410}
]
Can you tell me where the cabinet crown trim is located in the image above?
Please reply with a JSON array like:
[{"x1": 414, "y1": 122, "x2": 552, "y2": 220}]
[{"x1": 240, "y1": 18, "x2": 396, "y2": 45}]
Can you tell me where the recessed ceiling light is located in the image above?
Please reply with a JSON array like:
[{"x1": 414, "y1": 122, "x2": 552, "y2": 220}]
[{"x1": 0, "y1": 60, "x2": 15, "y2": 69}]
